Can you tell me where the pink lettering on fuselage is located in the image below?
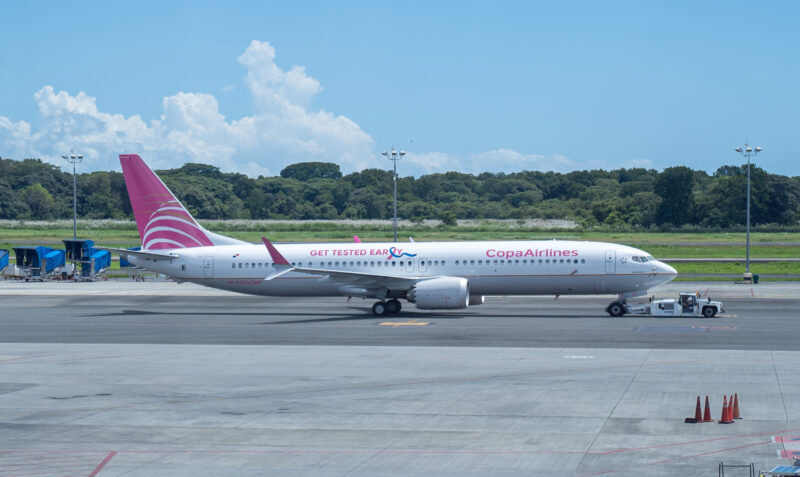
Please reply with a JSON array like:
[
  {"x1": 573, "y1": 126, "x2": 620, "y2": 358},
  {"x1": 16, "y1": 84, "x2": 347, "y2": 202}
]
[{"x1": 308, "y1": 249, "x2": 390, "y2": 257}]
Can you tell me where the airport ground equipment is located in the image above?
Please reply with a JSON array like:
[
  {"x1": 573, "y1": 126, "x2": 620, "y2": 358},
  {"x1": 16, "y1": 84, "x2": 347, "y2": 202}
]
[
  {"x1": 606, "y1": 292, "x2": 724, "y2": 317},
  {"x1": 12, "y1": 246, "x2": 54, "y2": 280},
  {"x1": 764, "y1": 466, "x2": 800, "y2": 476},
  {"x1": 63, "y1": 239, "x2": 109, "y2": 280},
  {"x1": 89, "y1": 249, "x2": 111, "y2": 276},
  {"x1": 43, "y1": 249, "x2": 65, "y2": 278},
  {"x1": 0, "y1": 249, "x2": 8, "y2": 273},
  {"x1": 718, "y1": 461, "x2": 755, "y2": 477}
]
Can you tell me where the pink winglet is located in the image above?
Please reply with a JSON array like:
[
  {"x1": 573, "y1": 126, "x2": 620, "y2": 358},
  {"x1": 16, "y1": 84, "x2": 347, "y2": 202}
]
[
  {"x1": 262, "y1": 238, "x2": 290, "y2": 266},
  {"x1": 353, "y1": 235, "x2": 361, "y2": 243}
]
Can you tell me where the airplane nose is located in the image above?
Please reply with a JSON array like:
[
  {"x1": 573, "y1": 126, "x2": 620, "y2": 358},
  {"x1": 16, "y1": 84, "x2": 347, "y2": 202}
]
[{"x1": 660, "y1": 261, "x2": 678, "y2": 277}]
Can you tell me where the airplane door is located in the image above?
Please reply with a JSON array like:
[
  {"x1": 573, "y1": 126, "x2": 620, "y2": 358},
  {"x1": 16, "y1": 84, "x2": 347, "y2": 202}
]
[
  {"x1": 405, "y1": 259, "x2": 414, "y2": 273},
  {"x1": 203, "y1": 256, "x2": 214, "y2": 279},
  {"x1": 605, "y1": 251, "x2": 616, "y2": 274},
  {"x1": 418, "y1": 258, "x2": 428, "y2": 273}
]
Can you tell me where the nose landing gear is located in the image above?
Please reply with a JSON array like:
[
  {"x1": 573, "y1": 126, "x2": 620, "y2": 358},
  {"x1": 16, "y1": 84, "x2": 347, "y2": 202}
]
[{"x1": 606, "y1": 301, "x2": 626, "y2": 317}]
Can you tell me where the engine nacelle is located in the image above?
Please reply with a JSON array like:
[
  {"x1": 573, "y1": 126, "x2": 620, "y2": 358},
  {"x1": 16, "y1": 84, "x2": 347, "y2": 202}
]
[{"x1": 408, "y1": 277, "x2": 470, "y2": 310}]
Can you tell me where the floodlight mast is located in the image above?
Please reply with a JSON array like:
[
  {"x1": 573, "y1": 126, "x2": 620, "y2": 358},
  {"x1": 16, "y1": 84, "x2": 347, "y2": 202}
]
[
  {"x1": 734, "y1": 143, "x2": 762, "y2": 282},
  {"x1": 61, "y1": 151, "x2": 83, "y2": 239},
  {"x1": 382, "y1": 148, "x2": 405, "y2": 242}
]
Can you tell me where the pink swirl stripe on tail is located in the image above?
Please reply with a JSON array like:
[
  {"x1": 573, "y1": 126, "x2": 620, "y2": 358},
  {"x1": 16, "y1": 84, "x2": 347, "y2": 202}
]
[{"x1": 120, "y1": 154, "x2": 214, "y2": 250}]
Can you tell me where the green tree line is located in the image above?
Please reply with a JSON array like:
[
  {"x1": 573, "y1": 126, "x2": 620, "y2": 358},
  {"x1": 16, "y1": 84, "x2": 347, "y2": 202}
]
[{"x1": 1, "y1": 157, "x2": 798, "y2": 228}]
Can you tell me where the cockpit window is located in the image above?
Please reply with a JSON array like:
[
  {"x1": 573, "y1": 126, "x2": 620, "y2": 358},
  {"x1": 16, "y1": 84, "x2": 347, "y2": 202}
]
[{"x1": 631, "y1": 256, "x2": 653, "y2": 263}]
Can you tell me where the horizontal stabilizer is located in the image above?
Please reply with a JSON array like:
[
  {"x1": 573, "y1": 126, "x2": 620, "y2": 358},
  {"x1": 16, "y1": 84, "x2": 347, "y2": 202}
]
[{"x1": 95, "y1": 247, "x2": 178, "y2": 261}]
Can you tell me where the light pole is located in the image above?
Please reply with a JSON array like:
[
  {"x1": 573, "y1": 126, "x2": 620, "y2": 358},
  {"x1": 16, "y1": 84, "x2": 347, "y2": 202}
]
[
  {"x1": 61, "y1": 151, "x2": 83, "y2": 239},
  {"x1": 381, "y1": 148, "x2": 405, "y2": 242},
  {"x1": 734, "y1": 143, "x2": 762, "y2": 282}
]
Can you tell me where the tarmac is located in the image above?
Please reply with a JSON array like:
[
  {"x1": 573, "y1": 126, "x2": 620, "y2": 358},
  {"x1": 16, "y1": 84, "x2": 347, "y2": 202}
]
[{"x1": 1, "y1": 280, "x2": 799, "y2": 476}]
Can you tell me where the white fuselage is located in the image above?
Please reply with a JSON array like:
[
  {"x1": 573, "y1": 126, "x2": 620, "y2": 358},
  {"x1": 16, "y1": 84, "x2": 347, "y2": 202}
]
[{"x1": 129, "y1": 240, "x2": 676, "y2": 298}]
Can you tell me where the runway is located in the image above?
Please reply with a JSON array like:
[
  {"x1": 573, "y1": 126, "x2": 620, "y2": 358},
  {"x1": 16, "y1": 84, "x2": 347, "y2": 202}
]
[
  {"x1": 1, "y1": 280, "x2": 799, "y2": 476},
  {"x1": 1, "y1": 293, "x2": 799, "y2": 350}
]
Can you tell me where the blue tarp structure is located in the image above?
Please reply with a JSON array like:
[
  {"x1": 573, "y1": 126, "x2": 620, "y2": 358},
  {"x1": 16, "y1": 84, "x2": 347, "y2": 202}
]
[
  {"x1": 63, "y1": 239, "x2": 95, "y2": 262},
  {"x1": 63, "y1": 239, "x2": 109, "y2": 278},
  {"x1": 119, "y1": 247, "x2": 141, "y2": 267},
  {"x1": 89, "y1": 249, "x2": 111, "y2": 274},
  {"x1": 44, "y1": 250, "x2": 65, "y2": 274},
  {"x1": 13, "y1": 246, "x2": 54, "y2": 278},
  {"x1": 0, "y1": 249, "x2": 8, "y2": 272}
]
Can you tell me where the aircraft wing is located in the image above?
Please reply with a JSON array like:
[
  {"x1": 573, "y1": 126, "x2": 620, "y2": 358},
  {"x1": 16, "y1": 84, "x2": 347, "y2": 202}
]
[
  {"x1": 95, "y1": 247, "x2": 179, "y2": 261},
  {"x1": 261, "y1": 237, "x2": 426, "y2": 294}
]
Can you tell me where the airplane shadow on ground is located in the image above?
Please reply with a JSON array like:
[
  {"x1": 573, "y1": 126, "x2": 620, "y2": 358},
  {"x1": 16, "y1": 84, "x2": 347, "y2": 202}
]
[{"x1": 82, "y1": 309, "x2": 619, "y2": 324}]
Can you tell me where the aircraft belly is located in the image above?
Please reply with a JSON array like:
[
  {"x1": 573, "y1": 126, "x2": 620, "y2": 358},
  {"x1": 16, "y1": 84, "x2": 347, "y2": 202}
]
[
  {"x1": 198, "y1": 277, "x2": 342, "y2": 297},
  {"x1": 468, "y1": 275, "x2": 600, "y2": 295}
]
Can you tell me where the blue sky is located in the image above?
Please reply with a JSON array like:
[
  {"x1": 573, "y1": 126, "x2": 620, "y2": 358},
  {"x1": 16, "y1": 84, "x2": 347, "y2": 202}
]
[{"x1": 1, "y1": 1, "x2": 797, "y2": 177}]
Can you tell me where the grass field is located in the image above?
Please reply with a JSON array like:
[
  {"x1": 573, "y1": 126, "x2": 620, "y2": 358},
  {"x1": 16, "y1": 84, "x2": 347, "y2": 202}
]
[{"x1": 2, "y1": 221, "x2": 799, "y2": 280}]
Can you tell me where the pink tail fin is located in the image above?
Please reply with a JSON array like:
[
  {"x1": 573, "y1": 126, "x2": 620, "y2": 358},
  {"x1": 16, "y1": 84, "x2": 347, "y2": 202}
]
[{"x1": 120, "y1": 154, "x2": 242, "y2": 250}]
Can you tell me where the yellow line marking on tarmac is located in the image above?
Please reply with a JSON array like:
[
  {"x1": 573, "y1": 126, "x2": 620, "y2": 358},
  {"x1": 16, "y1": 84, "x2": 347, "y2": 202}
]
[{"x1": 379, "y1": 319, "x2": 430, "y2": 327}]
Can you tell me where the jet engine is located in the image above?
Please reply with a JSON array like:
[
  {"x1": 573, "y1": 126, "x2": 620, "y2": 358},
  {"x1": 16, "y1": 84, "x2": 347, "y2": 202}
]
[{"x1": 408, "y1": 277, "x2": 470, "y2": 309}]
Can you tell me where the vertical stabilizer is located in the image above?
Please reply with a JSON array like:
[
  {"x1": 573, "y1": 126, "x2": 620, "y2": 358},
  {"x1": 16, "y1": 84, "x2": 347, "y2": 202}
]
[{"x1": 120, "y1": 154, "x2": 244, "y2": 250}]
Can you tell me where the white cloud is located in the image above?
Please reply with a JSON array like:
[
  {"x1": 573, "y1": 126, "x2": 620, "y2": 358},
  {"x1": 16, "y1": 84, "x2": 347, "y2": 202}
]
[
  {"x1": 0, "y1": 40, "x2": 373, "y2": 174},
  {"x1": 404, "y1": 149, "x2": 577, "y2": 175}
]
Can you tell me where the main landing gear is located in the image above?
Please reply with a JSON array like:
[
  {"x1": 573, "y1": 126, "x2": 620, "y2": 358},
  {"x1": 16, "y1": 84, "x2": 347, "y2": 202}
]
[{"x1": 372, "y1": 299, "x2": 402, "y2": 316}]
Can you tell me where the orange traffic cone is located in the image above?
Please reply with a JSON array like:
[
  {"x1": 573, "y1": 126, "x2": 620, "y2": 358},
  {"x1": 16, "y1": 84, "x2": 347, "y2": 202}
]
[
  {"x1": 733, "y1": 393, "x2": 741, "y2": 419},
  {"x1": 720, "y1": 395, "x2": 733, "y2": 424},
  {"x1": 703, "y1": 395, "x2": 712, "y2": 422},
  {"x1": 693, "y1": 396, "x2": 702, "y2": 421}
]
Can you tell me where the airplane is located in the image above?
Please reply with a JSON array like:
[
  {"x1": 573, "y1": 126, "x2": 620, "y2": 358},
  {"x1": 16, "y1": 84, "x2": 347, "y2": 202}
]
[{"x1": 109, "y1": 154, "x2": 678, "y2": 317}]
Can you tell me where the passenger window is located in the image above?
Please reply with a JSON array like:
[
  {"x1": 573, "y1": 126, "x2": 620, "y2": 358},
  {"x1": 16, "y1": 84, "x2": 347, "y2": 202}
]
[
  {"x1": 434, "y1": 260, "x2": 439, "y2": 266},
  {"x1": 494, "y1": 260, "x2": 498, "y2": 265},
  {"x1": 420, "y1": 260, "x2": 425, "y2": 266},
  {"x1": 515, "y1": 260, "x2": 519, "y2": 265},
  {"x1": 400, "y1": 261, "x2": 404, "y2": 266},
  {"x1": 245, "y1": 263, "x2": 249, "y2": 268},
  {"x1": 538, "y1": 259, "x2": 543, "y2": 264},
  {"x1": 370, "y1": 261, "x2": 374, "y2": 266},
  {"x1": 500, "y1": 260, "x2": 505, "y2": 265},
  {"x1": 357, "y1": 261, "x2": 361, "y2": 266},
  {"x1": 523, "y1": 260, "x2": 527, "y2": 265},
  {"x1": 471, "y1": 260, "x2": 475, "y2": 265},
  {"x1": 581, "y1": 259, "x2": 585, "y2": 264},
  {"x1": 181, "y1": 264, "x2": 186, "y2": 271},
  {"x1": 546, "y1": 259, "x2": 550, "y2": 264},
  {"x1": 350, "y1": 261, "x2": 354, "y2": 266},
  {"x1": 335, "y1": 262, "x2": 339, "y2": 266},
  {"x1": 392, "y1": 261, "x2": 396, "y2": 267},
  {"x1": 252, "y1": 263, "x2": 255, "y2": 268},
  {"x1": 478, "y1": 260, "x2": 482, "y2": 265},
  {"x1": 232, "y1": 263, "x2": 235, "y2": 269},
  {"x1": 455, "y1": 260, "x2": 460, "y2": 265}
]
